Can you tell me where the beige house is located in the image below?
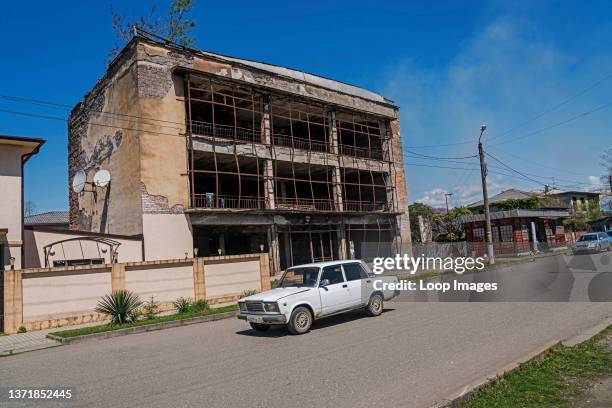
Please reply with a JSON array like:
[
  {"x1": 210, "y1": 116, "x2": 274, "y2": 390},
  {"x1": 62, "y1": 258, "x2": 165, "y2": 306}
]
[{"x1": 0, "y1": 135, "x2": 44, "y2": 270}]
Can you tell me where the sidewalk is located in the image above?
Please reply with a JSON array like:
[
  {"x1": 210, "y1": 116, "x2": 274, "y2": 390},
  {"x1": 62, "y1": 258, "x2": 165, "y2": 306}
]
[{"x1": 0, "y1": 321, "x2": 105, "y2": 357}]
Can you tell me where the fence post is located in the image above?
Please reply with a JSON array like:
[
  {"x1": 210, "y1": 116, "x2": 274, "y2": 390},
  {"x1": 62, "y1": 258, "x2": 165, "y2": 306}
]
[
  {"x1": 111, "y1": 264, "x2": 125, "y2": 292},
  {"x1": 4, "y1": 270, "x2": 23, "y2": 334},
  {"x1": 193, "y1": 258, "x2": 206, "y2": 300},
  {"x1": 259, "y1": 253, "x2": 271, "y2": 291}
]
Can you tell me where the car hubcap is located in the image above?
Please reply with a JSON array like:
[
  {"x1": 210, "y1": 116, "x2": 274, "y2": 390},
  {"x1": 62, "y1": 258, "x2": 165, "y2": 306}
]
[
  {"x1": 296, "y1": 312, "x2": 310, "y2": 329},
  {"x1": 372, "y1": 297, "x2": 382, "y2": 312}
]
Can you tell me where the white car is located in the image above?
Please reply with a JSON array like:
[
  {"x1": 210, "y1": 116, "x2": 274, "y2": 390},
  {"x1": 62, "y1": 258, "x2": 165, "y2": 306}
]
[{"x1": 238, "y1": 260, "x2": 400, "y2": 334}]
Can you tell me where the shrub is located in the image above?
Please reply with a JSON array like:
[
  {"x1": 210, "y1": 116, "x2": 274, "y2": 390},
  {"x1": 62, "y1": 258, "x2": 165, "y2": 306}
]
[
  {"x1": 142, "y1": 296, "x2": 160, "y2": 320},
  {"x1": 191, "y1": 298, "x2": 209, "y2": 312},
  {"x1": 240, "y1": 289, "x2": 259, "y2": 299},
  {"x1": 173, "y1": 297, "x2": 192, "y2": 314},
  {"x1": 17, "y1": 326, "x2": 27, "y2": 333},
  {"x1": 95, "y1": 290, "x2": 143, "y2": 325}
]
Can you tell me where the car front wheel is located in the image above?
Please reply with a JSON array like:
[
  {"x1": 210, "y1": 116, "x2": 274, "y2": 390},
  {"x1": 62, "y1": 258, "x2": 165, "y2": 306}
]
[
  {"x1": 249, "y1": 323, "x2": 271, "y2": 332},
  {"x1": 366, "y1": 293, "x2": 384, "y2": 316},
  {"x1": 287, "y1": 306, "x2": 313, "y2": 335}
]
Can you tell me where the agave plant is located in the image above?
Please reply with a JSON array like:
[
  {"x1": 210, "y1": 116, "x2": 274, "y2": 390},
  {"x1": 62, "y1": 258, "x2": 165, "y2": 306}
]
[{"x1": 95, "y1": 290, "x2": 143, "y2": 325}]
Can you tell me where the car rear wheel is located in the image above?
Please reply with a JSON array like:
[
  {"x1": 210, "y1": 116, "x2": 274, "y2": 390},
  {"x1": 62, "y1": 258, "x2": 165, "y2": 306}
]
[
  {"x1": 366, "y1": 293, "x2": 384, "y2": 316},
  {"x1": 249, "y1": 323, "x2": 271, "y2": 332},
  {"x1": 287, "y1": 306, "x2": 312, "y2": 335}
]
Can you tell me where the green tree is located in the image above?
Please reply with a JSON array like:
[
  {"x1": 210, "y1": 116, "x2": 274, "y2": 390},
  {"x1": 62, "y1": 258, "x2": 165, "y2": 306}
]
[
  {"x1": 408, "y1": 202, "x2": 434, "y2": 242},
  {"x1": 107, "y1": 0, "x2": 197, "y2": 65},
  {"x1": 432, "y1": 207, "x2": 472, "y2": 241}
]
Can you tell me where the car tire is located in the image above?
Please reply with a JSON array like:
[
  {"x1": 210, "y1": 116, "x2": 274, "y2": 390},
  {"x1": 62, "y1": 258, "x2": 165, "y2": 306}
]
[
  {"x1": 249, "y1": 323, "x2": 271, "y2": 332},
  {"x1": 366, "y1": 293, "x2": 384, "y2": 317},
  {"x1": 287, "y1": 306, "x2": 313, "y2": 335}
]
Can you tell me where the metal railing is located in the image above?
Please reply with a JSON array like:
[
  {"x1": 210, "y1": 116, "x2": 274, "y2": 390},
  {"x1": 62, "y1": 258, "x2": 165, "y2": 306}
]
[
  {"x1": 339, "y1": 144, "x2": 383, "y2": 160},
  {"x1": 190, "y1": 120, "x2": 262, "y2": 143},
  {"x1": 192, "y1": 194, "x2": 265, "y2": 209},
  {"x1": 343, "y1": 200, "x2": 388, "y2": 212},
  {"x1": 272, "y1": 134, "x2": 329, "y2": 153},
  {"x1": 275, "y1": 197, "x2": 336, "y2": 211}
]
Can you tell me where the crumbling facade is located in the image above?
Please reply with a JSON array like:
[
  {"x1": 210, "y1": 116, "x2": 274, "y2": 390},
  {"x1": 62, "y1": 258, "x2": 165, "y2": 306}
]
[{"x1": 69, "y1": 31, "x2": 411, "y2": 273}]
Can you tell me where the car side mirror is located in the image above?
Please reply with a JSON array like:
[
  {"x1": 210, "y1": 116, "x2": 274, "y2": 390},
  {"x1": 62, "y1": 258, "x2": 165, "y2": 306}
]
[{"x1": 319, "y1": 279, "x2": 330, "y2": 289}]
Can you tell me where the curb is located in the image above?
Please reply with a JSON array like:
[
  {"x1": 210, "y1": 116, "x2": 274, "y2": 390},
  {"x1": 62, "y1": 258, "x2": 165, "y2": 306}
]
[
  {"x1": 46, "y1": 311, "x2": 238, "y2": 345},
  {"x1": 0, "y1": 342, "x2": 62, "y2": 357},
  {"x1": 429, "y1": 318, "x2": 612, "y2": 408}
]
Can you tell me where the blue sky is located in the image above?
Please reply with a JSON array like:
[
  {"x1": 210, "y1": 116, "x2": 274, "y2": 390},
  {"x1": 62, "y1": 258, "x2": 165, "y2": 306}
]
[{"x1": 1, "y1": 0, "x2": 611, "y2": 212}]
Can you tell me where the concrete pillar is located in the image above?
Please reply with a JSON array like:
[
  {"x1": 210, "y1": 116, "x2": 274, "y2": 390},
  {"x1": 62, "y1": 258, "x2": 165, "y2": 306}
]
[
  {"x1": 267, "y1": 224, "x2": 281, "y2": 276},
  {"x1": 262, "y1": 96, "x2": 271, "y2": 145},
  {"x1": 110, "y1": 263, "x2": 125, "y2": 293},
  {"x1": 3, "y1": 270, "x2": 23, "y2": 334},
  {"x1": 388, "y1": 118, "x2": 412, "y2": 257},
  {"x1": 192, "y1": 257, "x2": 206, "y2": 300},
  {"x1": 259, "y1": 253, "x2": 272, "y2": 291},
  {"x1": 337, "y1": 224, "x2": 347, "y2": 260},
  {"x1": 264, "y1": 160, "x2": 276, "y2": 210},
  {"x1": 329, "y1": 111, "x2": 339, "y2": 155},
  {"x1": 531, "y1": 221, "x2": 538, "y2": 252},
  {"x1": 332, "y1": 167, "x2": 343, "y2": 211}
]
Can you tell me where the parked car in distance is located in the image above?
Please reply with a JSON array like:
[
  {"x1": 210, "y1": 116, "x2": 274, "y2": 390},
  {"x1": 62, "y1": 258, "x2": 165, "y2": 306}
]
[
  {"x1": 572, "y1": 232, "x2": 612, "y2": 254},
  {"x1": 238, "y1": 260, "x2": 399, "y2": 335}
]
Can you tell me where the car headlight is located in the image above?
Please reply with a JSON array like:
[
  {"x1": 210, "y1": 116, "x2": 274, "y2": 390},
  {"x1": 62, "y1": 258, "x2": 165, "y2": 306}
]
[
  {"x1": 263, "y1": 302, "x2": 280, "y2": 313},
  {"x1": 238, "y1": 302, "x2": 247, "y2": 312}
]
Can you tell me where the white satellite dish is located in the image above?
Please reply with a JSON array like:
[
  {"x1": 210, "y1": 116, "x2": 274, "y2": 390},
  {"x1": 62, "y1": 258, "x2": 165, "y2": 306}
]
[
  {"x1": 72, "y1": 170, "x2": 86, "y2": 193},
  {"x1": 93, "y1": 169, "x2": 111, "y2": 188}
]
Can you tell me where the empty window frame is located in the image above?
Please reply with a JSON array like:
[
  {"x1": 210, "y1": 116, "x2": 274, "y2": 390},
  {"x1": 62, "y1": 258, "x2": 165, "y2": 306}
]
[
  {"x1": 192, "y1": 152, "x2": 265, "y2": 209},
  {"x1": 336, "y1": 111, "x2": 386, "y2": 160},
  {"x1": 187, "y1": 75, "x2": 263, "y2": 143},
  {"x1": 274, "y1": 161, "x2": 335, "y2": 211},
  {"x1": 270, "y1": 96, "x2": 330, "y2": 153},
  {"x1": 346, "y1": 222, "x2": 394, "y2": 260},
  {"x1": 341, "y1": 168, "x2": 388, "y2": 212}
]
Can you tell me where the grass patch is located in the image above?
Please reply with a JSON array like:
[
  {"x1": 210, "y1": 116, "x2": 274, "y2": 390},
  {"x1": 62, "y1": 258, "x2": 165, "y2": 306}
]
[
  {"x1": 465, "y1": 326, "x2": 612, "y2": 408},
  {"x1": 50, "y1": 305, "x2": 237, "y2": 338}
]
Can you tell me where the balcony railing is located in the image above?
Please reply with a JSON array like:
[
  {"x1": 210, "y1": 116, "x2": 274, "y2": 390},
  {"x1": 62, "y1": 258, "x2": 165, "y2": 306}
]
[
  {"x1": 272, "y1": 134, "x2": 330, "y2": 153},
  {"x1": 343, "y1": 200, "x2": 389, "y2": 212},
  {"x1": 339, "y1": 144, "x2": 383, "y2": 160},
  {"x1": 192, "y1": 194, "x2": 265, "y2": 209},
  {"x1": 275, "y1": 197, "x2": 336, "y2": 211},
  {"x1": 190, "y1": 120, "x2": 262, "y2": 143}
]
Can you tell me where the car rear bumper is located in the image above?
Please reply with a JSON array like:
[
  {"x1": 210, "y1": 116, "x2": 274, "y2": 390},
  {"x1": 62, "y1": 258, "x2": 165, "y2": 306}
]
[{"x1": 238, "y1": 313, "x2": 287, "y2": 324}]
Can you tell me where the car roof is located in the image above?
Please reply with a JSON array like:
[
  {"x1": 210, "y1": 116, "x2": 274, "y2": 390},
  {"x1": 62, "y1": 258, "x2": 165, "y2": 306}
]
[{"x1": 288, "y1": 260, "x2": 365, "y2": 269}]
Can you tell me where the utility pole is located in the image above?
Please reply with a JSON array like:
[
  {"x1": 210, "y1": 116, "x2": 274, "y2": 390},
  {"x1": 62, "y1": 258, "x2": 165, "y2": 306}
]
[
  {"x1": 445, "y1": 192, "x2": 453, "y2": 214},
  {"x1": 478, "y1": 125, "x2": 494, "y2": 264}
]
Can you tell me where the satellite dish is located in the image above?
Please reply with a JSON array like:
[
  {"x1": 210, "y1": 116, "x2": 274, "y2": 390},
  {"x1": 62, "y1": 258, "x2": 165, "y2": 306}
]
[
  {"x1": 93, "y1": 169, "x2": 111, "y2": 188},
  {"x1": 72, "y1": 170, "x2": 86, "y2": 193}
]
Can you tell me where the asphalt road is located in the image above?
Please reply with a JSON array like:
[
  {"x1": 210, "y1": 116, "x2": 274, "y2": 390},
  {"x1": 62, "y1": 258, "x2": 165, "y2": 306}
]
[{"x1": 1, "y1": 254, "x2": 612, "y2": 408}]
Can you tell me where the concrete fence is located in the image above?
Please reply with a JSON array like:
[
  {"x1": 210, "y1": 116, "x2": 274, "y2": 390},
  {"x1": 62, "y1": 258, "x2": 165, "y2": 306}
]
[{"x1": 2, "y1": 253, "x2": 270, "y2": 334}]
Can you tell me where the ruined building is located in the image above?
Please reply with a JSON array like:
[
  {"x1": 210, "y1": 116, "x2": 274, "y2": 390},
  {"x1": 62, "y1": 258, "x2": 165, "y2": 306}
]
[{"x1": 69, "y1": 30, "x2": 411, "y2": 273}]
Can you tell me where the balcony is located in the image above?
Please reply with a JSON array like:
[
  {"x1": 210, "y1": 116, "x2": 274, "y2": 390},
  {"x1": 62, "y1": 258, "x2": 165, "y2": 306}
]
[
  {"x1": 339, "y1": 144, "x2": 383, "y2": 160},
  {"x1": 192, "y1": 194, "x2": 266, "y2": 210},
  {"x1": 272, "y1": 134, "x2": 329, "y2": 153},
  {"x1": 190, "y1": 120, "x2": 261, "y2": 143},
  {"x1": 343, "y1": 200, "x2": 389, "y2": 212},
  {"x1": 275, "y1": 197, "x2": 336, "y2": 212}
]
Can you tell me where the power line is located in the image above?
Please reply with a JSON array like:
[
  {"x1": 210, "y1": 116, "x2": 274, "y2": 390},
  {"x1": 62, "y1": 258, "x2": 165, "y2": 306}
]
[
  {"x1": 487, "y1": 72, "x2": 612, "y2": 142},
  {"x1": 404, "y1": 150, "x2": 477, "y2": 160},
  {"x1": 485, "y1": 151, "x2": 545, "y2": 185}
]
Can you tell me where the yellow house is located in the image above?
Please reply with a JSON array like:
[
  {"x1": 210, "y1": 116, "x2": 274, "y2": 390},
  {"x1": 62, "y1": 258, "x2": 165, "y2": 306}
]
[{"x1": 0, "y1": 135, "x2": 44, "y2": 270}]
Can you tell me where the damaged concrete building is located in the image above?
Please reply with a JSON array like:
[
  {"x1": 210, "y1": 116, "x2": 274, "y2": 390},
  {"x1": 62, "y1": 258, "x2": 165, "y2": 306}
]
[{"x1": 69, "y1": 30, "x2": 411, "y2": 274}]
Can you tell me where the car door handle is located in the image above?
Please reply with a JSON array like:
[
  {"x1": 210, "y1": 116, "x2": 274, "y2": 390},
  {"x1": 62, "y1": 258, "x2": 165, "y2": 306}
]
[
  {"x1": 366, "y1": 280, "x2": 371, "y2": 283},
  {"x1": 342, "y1": 284, "x2": 348, "y2": 288}
]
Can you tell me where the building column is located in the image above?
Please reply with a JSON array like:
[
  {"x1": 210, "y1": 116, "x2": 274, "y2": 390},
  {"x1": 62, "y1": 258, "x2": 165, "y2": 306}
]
[
  {"x1": 264, "y1": 160, "x2": 275, "y2": 210},
  {"x1": 3, "y1": 269, "x2": 23, "y2": 334},
  {"x1": 388, "y1": 119, "x2": 412, "y2": 256},
  {"x1": 110, "y1": 263, "x2": 125, "y2": 292},
  {"x1": 268, "y1": 224, "x2": 281, "y2": 275},
  {"x1": 192, "y1": 257, "x2": 206, "y2": 300},
  {"x1": 337, "y1": 223, "x2": 347, "y2": 260}
]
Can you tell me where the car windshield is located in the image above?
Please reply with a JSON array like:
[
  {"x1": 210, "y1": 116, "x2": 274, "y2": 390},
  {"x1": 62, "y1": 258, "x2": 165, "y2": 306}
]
[
  {"x1": 578, "y1": 235, "x2": 597, "y2": 241},
  {"x1": 278, "y1": 267, "x2": 320, "y2": 288}
]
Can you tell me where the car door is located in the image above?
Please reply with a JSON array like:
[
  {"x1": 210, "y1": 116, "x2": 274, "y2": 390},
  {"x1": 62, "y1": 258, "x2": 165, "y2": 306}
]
[
  {"x1": 342, "y1": 262, "x2": 371, "y2": 307},
  {"x1": 318, "y1": 264, "x2": 352, "y2": 316}
]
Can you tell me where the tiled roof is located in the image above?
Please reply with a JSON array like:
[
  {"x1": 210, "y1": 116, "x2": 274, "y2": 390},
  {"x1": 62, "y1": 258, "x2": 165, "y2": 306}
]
[{"x1": 24, "y1": 211, "x2": 69, "y2": 226}]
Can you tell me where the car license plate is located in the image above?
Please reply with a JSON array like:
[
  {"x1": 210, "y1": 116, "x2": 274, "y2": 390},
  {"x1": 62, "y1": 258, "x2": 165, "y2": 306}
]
[{"x1": 247, "y1": 316, "x2": 264, "y2": 323}]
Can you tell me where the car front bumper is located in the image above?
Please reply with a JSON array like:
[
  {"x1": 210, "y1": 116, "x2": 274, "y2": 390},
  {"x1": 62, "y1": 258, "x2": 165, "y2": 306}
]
[{"x1": 238, "y1": 313, "x2": 287, "y2": 324}]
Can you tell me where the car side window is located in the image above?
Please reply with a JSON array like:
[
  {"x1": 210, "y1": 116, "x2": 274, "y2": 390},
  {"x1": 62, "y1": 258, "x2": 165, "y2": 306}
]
[
  {"x1": 321, "y1": 265, "x2": 345, "y2": 285},
  {"x1": 343, "y1": 263, "x2": 368, "y2": 281}
]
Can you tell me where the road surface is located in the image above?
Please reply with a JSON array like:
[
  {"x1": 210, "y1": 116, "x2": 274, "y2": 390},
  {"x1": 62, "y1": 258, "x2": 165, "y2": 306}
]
[{"x1": 1, "y1": 254, "x2": 611, "y2": 408}]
